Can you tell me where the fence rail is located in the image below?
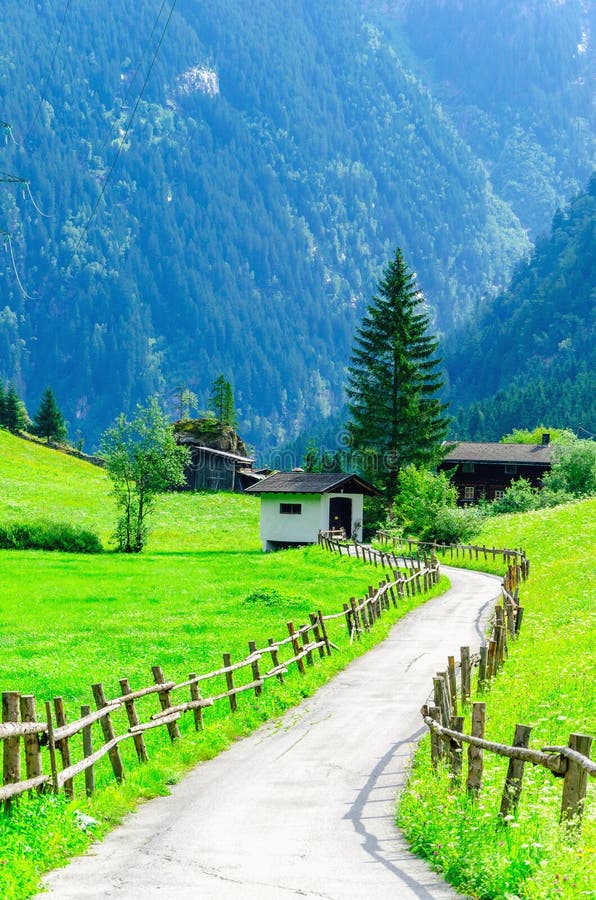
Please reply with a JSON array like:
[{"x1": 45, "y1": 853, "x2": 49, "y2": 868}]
[
  {"x1": 418, "y1": 545, "x2": 594, "y2": 827},
  {"x1": 1, "y1": 541, "x2": 440, "y2": 807}
]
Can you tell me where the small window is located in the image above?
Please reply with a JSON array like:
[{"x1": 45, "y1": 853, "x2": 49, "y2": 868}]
[
  {"x1": 494, "y1": 489, "x2": 505, "y2": 500},
  {"x1": 504, "y1": 464, "x2": 517, "y2": 474},
  {"x1": 464, "y1": 486, "x2": 475, "y2": 500},
  {"x1": 462, "y1": 462, "x2": 475, "y2": 473},
  {"x1": 280, "y1": 503, "x2": 302, "y2": 515}
]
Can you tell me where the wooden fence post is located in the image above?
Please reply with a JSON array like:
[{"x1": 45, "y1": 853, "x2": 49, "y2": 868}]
[
  {"x1": 119, "y1": 677, "x2": 149, "y2": 762},
  {"x1": 466, "y1": 702, "x2": 486, "y2": 797},
  {"x1": 91, "y1": 683, "x2": 125, "y2": 783},
  {"x1": 460, "y1": 646, "x2": 471, "y2": 706},
  {"x1": 429, "y1": 706, "x2": 443, "y2": 766},
  {"x1": 561, "y1": 733, "x2": 593, "y2": 824},
  {"x1": 310, "y1": 613, "x2": 326, "y2": 660},
  {"x1": 515, "y1": 607, "x2": 524, "y2": 635},
  {"x1": 342, "y1": 603, "x2": 353, "y2": 638},
  {"x1": 317, "y1": 611, "x2": 332, "y2": 656},
  {"x1": 287, "y1": 623, "x2": 306, "y2": 674},
  {"x1": 500, "y1": 724, "x2": 532, "y2": 819},
  {"x1": 44, "y1": 700, "x2": 59, "y2": 794},
  {"x1": 2, "y1": 692, "x2": 21, "y2": 801},
  {"x1": 188, "y1": 673, "x2": 205, "y2": 730},
  {"x1": 447, "y1": 656, "x2": 458, "y2": 716},
  {"x1": 19, "y1": 695, "x2": 42, "y2": 790},
  {"x1": 449, "y1": 715, "x2": 465, "y2": 788},
  {"x1": 53, "y1": 696, "x2": 74, "y2": 799},
  {"x1": 478, "y1": 646, "x2": 488, "y2": 689},
  {"x1": 248, "y1": 641, "x2": 263, "y2": 694},
  {"x1": 152, "y1": 666, "x2": 181, "y2": 741},
  {"x1": 268, "y1": 639, "x2": 284, "y2": 680},
  {"x1": 81, "y1": 704, "x2": 95, "y2": 797},
  {"x1": 222, "y1": 653, "x2": 238, "y2": 711},
  {"x1": 349, "y1": 599, "x2": 361, "y2": 639}
]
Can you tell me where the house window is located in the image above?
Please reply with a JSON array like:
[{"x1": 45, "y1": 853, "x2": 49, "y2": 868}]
[
  {"x1": 462, "y1": 462, "x2": 475, "y2": 473},
  {"x1": 494, "y1": 489, "x2": 505, "y2": 500},
  {"x1": 463, "y1": 486, "x2": 475, "y2": 500},
  {"x1": 280, "y1": 503, "x2": 302, "y2": 515},
  {"x1": 504, "y1": 464, "x2": 517, "y2": 474}
]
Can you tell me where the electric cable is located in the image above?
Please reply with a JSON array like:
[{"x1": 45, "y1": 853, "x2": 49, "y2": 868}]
[
  {"x1": 1, "y1": 231, "x2": 36, "y2": 299},
  {"x1": 24, "y1": 0, "x2": 72, "y2": 143}
]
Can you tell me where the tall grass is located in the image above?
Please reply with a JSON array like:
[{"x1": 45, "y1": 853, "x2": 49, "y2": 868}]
[{"x1": 398, "y1": 498, "x2": 596, "y2": 899}]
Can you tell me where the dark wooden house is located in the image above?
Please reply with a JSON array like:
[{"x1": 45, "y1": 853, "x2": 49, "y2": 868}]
[
  {"x1": 174, "y1": 419, "x2": 265, "y2": 492},
  {"x1": 438, "y1": 436, "x2": 553, "y2": 504}
]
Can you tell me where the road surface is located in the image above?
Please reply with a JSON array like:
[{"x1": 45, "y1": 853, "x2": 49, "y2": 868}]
[{"x1": 41, "y1": 566, "x2": 499, "y2": 899}]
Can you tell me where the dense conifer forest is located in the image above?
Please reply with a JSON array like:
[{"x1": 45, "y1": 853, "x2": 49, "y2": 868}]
[{"x1": 0, "y1": 0, "x2": 593, "y2": 449}]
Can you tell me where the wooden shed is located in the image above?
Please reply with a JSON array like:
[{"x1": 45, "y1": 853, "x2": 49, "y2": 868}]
[{"x1": 245, "y1": 472, "x2": 380, "y2": 551}]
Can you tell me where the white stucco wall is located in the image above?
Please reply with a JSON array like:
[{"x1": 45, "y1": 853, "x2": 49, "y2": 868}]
[{"x1": 259, "y1": 492, "x2": 364, "y2": 550}]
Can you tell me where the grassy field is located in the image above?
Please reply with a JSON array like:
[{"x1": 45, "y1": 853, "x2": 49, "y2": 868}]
[
  {"x1": 398, "y1": 498, "x2": 596, "y2": 899},
  {"x1": 0, "y1": 430, "x2": 447, "y2": 898}
]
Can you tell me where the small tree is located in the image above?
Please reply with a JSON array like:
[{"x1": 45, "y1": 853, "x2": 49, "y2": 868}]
[
  {"x1": 208, "y1": 375, "x2": 237, "y2": 427},
  {"x1": 346, "y1": 248, "x2": 450, "y2": 507},
  {"x1": 100, "y1": 398, "x2": 190, "y2": 553},
  {"x1": 33, "y1": 386, "x2": 67, "y2": 443},
  {"x1": 542, "y1": 440, "x2": 596, "y2": 497},
  {"x1": 393, "y1": 465, "x2": 458, "y2": 539},
  {"x1": 4, "y1": 383, "x2": 28, "y2": 433}
]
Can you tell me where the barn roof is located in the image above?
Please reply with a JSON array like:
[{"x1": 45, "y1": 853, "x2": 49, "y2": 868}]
[
  {"x1": 188, "y1": 444, "x2": 254, "y2": 464},
  {"x1": 441, "y1": 442, "x2": 553, "y2": 465},
  {"x1": 245, "y1": 472, "x2": 381, "y2": 496}
]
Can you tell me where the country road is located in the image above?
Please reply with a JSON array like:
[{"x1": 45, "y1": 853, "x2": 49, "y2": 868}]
[{"x1": 41, "y1": 566, "x2": 499, "y2": 900}]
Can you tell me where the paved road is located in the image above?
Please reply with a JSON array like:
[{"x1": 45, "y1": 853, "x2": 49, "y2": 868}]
[{"x1": 41, "y1": 566, "x2": 499, "y2": 900}]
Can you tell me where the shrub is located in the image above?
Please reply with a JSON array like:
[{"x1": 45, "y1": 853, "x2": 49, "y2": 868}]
[
  {"x1": 431, "y1": 506, "x2": 486, "y2": 543},
  {"x1": 490, "y1": 477, "x2": 539, "y2": 515},
  {"x1": 394, "y1": 465, "x2": 459, "y2": 539},
  {"x1": 542, "y1": 439, "x2": 596, "y2": 497},
  {"x1": 0, "y1": 520, "x2": 103, "y2": 553},
  {"x1": 242, "y1": 586, "x2": 285, "y2": 607}
]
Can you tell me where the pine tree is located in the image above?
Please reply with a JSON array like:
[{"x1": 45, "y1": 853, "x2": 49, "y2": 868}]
[
  {"x1": 346, "y1": 248, "x2": 450, "y2": 505},
  {"x1": 209, "y1": 376, "x2": 237, "y2": 427},
  {"x1": 4, "y1": 384, "x2": 28, "y2": 434},
  {"x1": 0, "y1": 380, "x2": 6, "y2": 428},
  {"x1": 33, "y1": 386, "x2": 67, "y2": 443}
]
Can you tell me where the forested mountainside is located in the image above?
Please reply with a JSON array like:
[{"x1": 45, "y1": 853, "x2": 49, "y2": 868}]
[
  {"x1": 0, "y1": 0, "x2": 593, "y2": 449},
  {"x1": 446, "y1": 175, "x2": 596, "y2": 440}
]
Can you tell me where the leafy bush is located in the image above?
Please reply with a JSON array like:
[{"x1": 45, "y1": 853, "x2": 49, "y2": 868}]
[
  {"x1": 431, "y1": 506, "x2": 486, "y2": 543},
  {"x1": 394, "y1": 465, "x2": 459, "y2": 539},
  {"x1": 242, "y1": 586, "x2": 285, "y2": 607},
  {"x1": 490, "y1": 477, "x2": 539, "y2": 514},
  {"x1": 0, "y1": 521, "x2": 103, "y2": 553},
  {"x1": 543, "y1": 439, "x2": 596, "y2": 497}
]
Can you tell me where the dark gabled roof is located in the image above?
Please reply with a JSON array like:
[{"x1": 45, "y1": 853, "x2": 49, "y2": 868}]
[
  {"x1": 188, "y1": 444, "x2": 254, "y2": 464},
  {"x1": 441, "y1": 442, "x2": 552, "y2": 465},
  {"x1": 245, "y1": 472, "x2": 381, "y2": 496}
]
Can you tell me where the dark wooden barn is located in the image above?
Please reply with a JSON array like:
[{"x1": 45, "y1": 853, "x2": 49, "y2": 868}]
[{"x1": 438, "y1": 436, "x2": 553, "y2": 504}]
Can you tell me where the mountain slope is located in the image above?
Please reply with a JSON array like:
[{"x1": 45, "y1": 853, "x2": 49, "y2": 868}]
[
  {"x1": 446, "y1": 174, "x2": 596, "y2": 438},
  {"x1": 0, "y1": 0, "x2": 592, "y2": 448}
]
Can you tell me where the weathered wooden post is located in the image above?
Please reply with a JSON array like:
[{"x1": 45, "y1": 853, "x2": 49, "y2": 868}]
[
  {"x1": 349, "y1": 599, "x2": 361, "y2": 640},
  {"x1": 287, "y1": 622, "x2": 306, "y2": 674},
  {"x1": 428, "y1": 706, "x2": 443, "y2": 767},
  {"x1": 119, "y1": 677, "x2": 149, "y2": 762},
  {"x1": 19, "y1": 695, "x2": 42, "y2": 790},
  {"x1": 53, "y1": 696, "x2": 74, "y2": 799},
  {"x1": 478, "y1": 646, "x2": 488, "y2": 689},
  {"x1": 152, "y1": 666, "x2": 181, "y2": 741},
  {"x1": 560, "y1": 733, "x2": 593, "y2": 825},
  {"x1": 81, "y1": 704, "x2": 95, "y2": 797},
  {"x1": 310, "y1": 613, "x2": 326, "y2": 659},
  {"x1": 317, "y1": 611, "x2": 332, "y2": 657},
  {"x1": 248, "y1": 641, "x2": 263, "y2": 694},
  {"x1": 447, "y1": 656, "x2": 458, "y2": 716},
  {"x1": 2, "y1": 692, "x2": 21, "y2": 801},
  {"x1": 91, "y1": 683, "x2": 125, "y2": 783},
  {"x1": 222, "y1": 653, "x2": 238, "y2": 711},
  {"x1": 268, "y1": 639, "x2": 284, "y2": 680},
  {"x1": 449, "y1": 715, "x2": 465, "y2": 788},
  {"x1": 188, "y1": 673, "x2": 205, "y2": 729},
  {"x1": 44, "y1": 700, "x2": 59, "y2": 794},
  {"x1": 466, "y1": 702, "x2": 486, "y2": 797},
  {"x1": 460, "y1": 646, "x2": 471, "y2": 706},
  {"x1": 500, "y1": 724, "x2": 532, "y2": 819}
]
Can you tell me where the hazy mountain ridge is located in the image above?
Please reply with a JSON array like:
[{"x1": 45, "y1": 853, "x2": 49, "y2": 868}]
[{"x1": 0, "y1": 0, "x2": 592, "y2": 448}]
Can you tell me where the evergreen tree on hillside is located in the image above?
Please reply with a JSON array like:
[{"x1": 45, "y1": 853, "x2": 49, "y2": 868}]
[
  {"x1": 33, "y1": 387, "x2": 68, "y2": 443},
  {"x1": 0, "y1": 381, "x2": 6, "y2": 428},
  {"x1": 346, "y1": 249, "x2": 450, "y2": 505},
  {"x1": 4, "y1": 384, "x2": 28, "y2": 434},
  {"x1": 209, "y1": 376, "x2": 238, "y2": 428}
]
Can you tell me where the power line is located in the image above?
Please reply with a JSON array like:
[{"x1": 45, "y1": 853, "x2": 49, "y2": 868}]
[
  {"x1": 0, "y1": 172, "x2": 52, "y2": 217},
  {"x1": 1, "y1": 231, "x2": 36, "y2": 299},
  {"x1": 24, "y1": 0, "x2": 73, "y2": 144},
  {"x1": 72, "y1": 0, "x2": 178, "y2": 259}
]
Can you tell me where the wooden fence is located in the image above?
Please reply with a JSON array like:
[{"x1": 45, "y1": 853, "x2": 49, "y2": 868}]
[
  {"x1": 418, "y1": 547, "x2": 594, "y2": 827},
  {"x1": 376, "y1": 530, "x2": 530, "y2": 575},
  {"x1": 1, "y1": 546, "x2": 440, "y2": 808}
]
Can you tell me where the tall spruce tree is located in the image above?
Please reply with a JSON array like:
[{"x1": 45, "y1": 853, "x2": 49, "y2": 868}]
[
  {"x1": 33, "y1": 387, "x2": 67, "y2": 443},
  {"x1": 4, "y1": 384, "x2": 28, "y2": 434},
  {"x1": 346, "y1": 248, "x2": 450, "y2": 505}
]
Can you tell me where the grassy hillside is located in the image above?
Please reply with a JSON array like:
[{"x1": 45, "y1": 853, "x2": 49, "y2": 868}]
[
  {"x1": 0, "y1": 430, "x2": 447, "y2": 898},
  {"x1": 399, "y1": 498, "x2": 596, "y2": 899}
]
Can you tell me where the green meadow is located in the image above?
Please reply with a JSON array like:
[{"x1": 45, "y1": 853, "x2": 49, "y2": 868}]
[
  {"x1": 0, "y1": 430, "x2": 447, "y2": 897},
  {"x1": 399, "y1": 498, "x2": 596, "y2": 899}
]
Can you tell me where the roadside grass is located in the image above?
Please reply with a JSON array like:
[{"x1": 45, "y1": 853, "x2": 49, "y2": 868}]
[
  {"x1": 398, "y1": 498, "x2": 596, "y2": 899},
  {"x1": 0, "y1": 430, "x2": 449, "y2": 897}
]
